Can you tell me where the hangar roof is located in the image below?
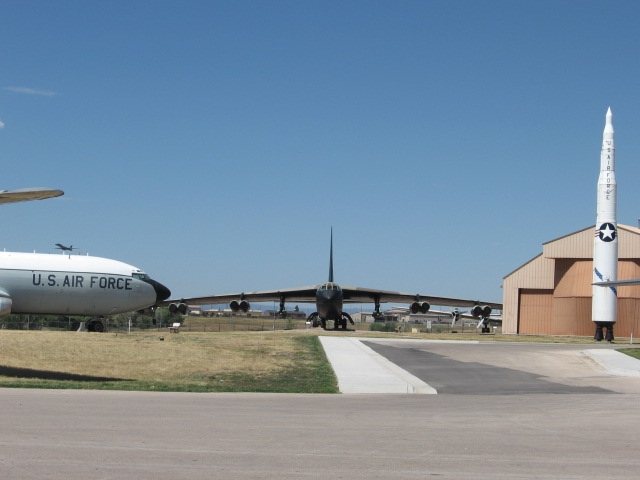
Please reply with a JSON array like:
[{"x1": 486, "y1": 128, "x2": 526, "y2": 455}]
[
  {"x1": 542, "y1": 224, "x2": 640, "y2": 259},
  {"x1": 504, "y1": 224, "x2": 640, "y2": 279}
]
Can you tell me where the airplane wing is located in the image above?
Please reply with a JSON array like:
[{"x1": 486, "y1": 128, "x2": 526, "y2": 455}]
[
  {"x1": 163, "y1": 285, "x2": 502, "y2": 310},
  {"x1": 161, "y1": 286, "x2": 321, "y2": 307},
  {"x1": 0, "y1": 188, "x2": 64, "y2": 205},
  {"x1": 338, "y1": 286, "x2": 502, "y2": 310},
  {"x1": 594, "y1": 279, "x2": 640, "y2": 286}
]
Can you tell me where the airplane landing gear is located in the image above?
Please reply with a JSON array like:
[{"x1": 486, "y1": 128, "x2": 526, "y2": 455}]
[
  {"x1": 373, "y1": 295, "x2": 382, "y2": 320},
  {"x1": 86, "y1": 317, "x2": 106, "y2": 333},
  {"x1": 335, "y1": 312, "x2": 354, "y2": 330},
  {"x1": 307, "y1": 312, "x2": 324, "y2": 329}
]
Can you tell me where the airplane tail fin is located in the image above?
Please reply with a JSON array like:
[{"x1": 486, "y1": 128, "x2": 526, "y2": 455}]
[{"x1": 329, "y1": 228, "x2": 334, "y2": 282}]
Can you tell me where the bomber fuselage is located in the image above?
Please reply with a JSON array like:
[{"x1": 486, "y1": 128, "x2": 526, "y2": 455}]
[{"x1": 315, "y1": 282, "x2": 343, "y2": 320}]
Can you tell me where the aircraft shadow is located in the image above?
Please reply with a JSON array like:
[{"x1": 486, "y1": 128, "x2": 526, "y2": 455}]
[{"x1": 0, "y1": 365, "x2": 129, "y2": 383}]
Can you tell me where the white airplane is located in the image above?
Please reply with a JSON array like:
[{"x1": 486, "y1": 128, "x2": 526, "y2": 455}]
[
  {"x1": 0, "y1": 186, "x2": 171, "y2": 331},
  {"x1": 55, "y1": 243, "x2": 75, "y2": 252},
  {"x1": 387, "y1": 306, "x2": 502, "y2": 332},
  {"x1": 448, "y1": 308, "x2": 502, "y2": 332}
]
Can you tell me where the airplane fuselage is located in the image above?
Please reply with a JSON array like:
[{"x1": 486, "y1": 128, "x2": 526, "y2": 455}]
[
  {"x1": 0, "y1": 251, "x2": 170, "y2": 317},
  {"x1": 315, "y1": 282, "x2": 343, "y2": 320}
]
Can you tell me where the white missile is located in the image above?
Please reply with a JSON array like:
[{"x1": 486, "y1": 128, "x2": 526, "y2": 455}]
[{"x1": 592, "y1": 107, "x2": 617, "y2": 333}]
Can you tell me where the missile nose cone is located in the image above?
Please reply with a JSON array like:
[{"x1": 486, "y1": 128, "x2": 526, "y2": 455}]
[{"x1": 604, "y1": 107, "x2": 614, "y2": 133}]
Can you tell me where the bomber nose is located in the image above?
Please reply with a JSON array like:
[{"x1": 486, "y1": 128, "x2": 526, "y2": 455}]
[{"x1": 150, "y1": 279, "x2": 171, "y2": 304}]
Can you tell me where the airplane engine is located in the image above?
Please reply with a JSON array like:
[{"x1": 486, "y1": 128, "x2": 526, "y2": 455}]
[
  {"x1": 0, "y1": 296, "x2": 12, "y2": 317},
  {"x1": 410, "y1": 301, "x2": 430, "y2": 314},
  {"x1": 230, "y1": 300, "x2": 250, "y2": 313},
  {"x1": 471, "y1": 305, "x2": 492, "y2": 318},
  {"x1": 168, "y1": 303, "x2": 188, "y2": 315}
]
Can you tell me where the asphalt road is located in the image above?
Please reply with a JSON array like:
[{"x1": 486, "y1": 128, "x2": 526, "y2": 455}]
[
  {"x1": 362, "y1": 340, "x2": 640, "y2": 394},
  {"x1": 1, "y1": 339, "x2": 640, "y2": 479}
]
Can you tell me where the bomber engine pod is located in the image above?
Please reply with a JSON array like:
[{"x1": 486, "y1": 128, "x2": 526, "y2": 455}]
[
  {"x1": 169, "y1": 302, "x2": 188, "y2": 315},
  {"x1": 410, "y1": 301, "x2": 430, "y2": 314},
  {"x1": 230, "y1": 300, "x2": 250, "y2": 313},
  {"x1": 471, "y1": 305, "x2": 492, "y2": 318}
]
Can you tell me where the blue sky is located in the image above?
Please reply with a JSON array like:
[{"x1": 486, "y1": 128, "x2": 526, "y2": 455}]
[{"x1": 2, "y1": 0, "x2": 640, "y2": 308}]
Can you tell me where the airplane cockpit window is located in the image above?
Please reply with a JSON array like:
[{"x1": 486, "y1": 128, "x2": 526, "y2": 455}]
[
  {"x1": 319, "y1": 282, "x2": 341, "y2": 292},
  {"x1": 132, "y1": 273, "x2": 150, "y2": 280}
]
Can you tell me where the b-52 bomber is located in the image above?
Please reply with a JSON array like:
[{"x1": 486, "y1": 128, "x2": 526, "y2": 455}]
[{"x1": 167, "y1": 230, "x2": 502, "y2": 330}]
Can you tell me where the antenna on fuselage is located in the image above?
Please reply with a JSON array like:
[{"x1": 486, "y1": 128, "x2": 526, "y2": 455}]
[{"x1": 329, "y1": 227, "x2": 334, "y2": 282}]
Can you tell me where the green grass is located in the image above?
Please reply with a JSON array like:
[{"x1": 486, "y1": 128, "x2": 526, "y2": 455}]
[
  {"x1": 0, "y1": 331, "x2": 339, "y2": 393},
  {"x1": 2, "y1": 326, "x2": 631, "y2": 393},
  {"x1": 618, "y1": 348, "x2": 640, "y2": 360}
]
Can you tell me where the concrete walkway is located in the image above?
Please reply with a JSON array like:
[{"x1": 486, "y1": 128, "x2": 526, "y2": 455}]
[
  {"x1": 582, "y1": 348, "x2": 640, "y2": 377},
  {"x1": 318, "y1": 336, "x2": 436, "y2": 394},
  {"x1": 320, "y1": 336, "x2": 640, "y2": 393}
]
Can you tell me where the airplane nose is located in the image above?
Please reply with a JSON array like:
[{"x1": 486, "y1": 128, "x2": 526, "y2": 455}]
[{"x1": 150, "y1": 279, "x2": 171, "y2": 304}]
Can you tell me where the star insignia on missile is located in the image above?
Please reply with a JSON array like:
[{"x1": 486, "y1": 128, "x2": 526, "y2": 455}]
[{"x1": 597, "y1": 223, "x2": 617, "y2": 242}]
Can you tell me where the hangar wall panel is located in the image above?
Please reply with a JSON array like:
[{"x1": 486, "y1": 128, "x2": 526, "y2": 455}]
[
  {"x1": 617, "y1": 300, "x2": 640, "y2": 337},
  {"x1": 616, "y1": 260, "x2": 640, "y2": 298},
  {"x1": 554, "y1": 259, "x2": 592, "y2": 297},
  {"x1": 619, "y1": 225, "x2": 640, "y2": 258},
  {"x1": 550, "y1": 298, "x2": 640, "y2": 337},
  {"x1": 517, "y1": 290, "x2": 553, "y2": 335},
  {"x1": 551, "y1": 298, "x2": 592, "y2": 336},
  {"x1": 503, "y1": 255, "x2": 554, "y2": 334}
]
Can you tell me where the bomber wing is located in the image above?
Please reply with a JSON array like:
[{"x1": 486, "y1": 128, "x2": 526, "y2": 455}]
[
  {"x1": 164, "y1": 285, "x2": 502, "y2": 311},
  {"x1": 339, "y1": 286, "x2": 502, "y2": 310},
  {"x1": 162, "y1": 286, "x2": 320, "y2": 306},
  {"x1": 0, "y1": 187, "x2": 63, "y2": 205}
]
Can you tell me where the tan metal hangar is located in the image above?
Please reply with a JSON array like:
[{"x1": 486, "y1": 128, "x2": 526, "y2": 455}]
[{"x1": 502, "y1": 224, "x2": 640, "y2": 336}]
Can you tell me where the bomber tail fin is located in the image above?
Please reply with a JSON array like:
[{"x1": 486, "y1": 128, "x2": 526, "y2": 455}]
[{"x1": 329, "y1": 228, "x2": 334, "y2": 282}]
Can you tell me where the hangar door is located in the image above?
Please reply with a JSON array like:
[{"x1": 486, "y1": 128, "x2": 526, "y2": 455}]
[{"x1": 518, "y1": 289, "x2": 553, "y2": 334}]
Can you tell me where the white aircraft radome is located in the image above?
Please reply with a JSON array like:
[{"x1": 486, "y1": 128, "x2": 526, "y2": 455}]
[{"x1": 0, "y1": 186, "x2": 170, "y2": 331}]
